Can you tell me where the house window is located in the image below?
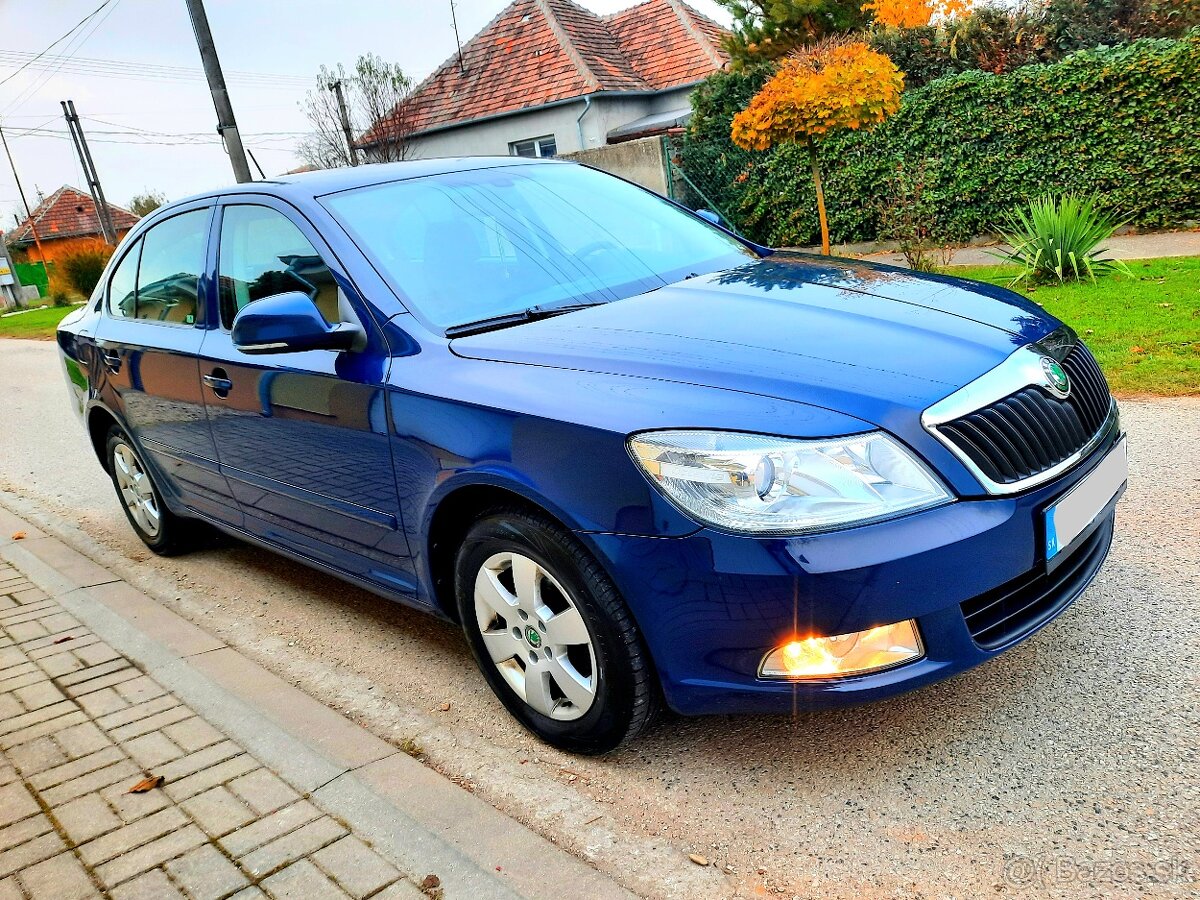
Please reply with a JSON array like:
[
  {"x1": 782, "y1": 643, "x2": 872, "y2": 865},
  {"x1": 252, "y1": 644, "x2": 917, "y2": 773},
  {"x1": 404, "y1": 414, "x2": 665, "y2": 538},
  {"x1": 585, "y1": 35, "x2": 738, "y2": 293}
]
[{"x1": 509, "y1": 136, "x2": 557, "y2": 158}]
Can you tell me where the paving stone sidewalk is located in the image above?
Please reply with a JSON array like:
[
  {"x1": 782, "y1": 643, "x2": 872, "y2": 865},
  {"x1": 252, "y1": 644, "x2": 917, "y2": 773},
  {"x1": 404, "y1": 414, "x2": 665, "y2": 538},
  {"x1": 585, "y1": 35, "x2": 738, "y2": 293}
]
[{"x1": 0, "y1": 560, "x2": 424, "y2": 900}]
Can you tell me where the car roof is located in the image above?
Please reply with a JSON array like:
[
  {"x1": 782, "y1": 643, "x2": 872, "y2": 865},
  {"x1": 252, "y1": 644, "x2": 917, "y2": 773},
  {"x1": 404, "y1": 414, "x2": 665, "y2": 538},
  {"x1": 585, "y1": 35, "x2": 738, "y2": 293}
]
[{"x1": 164, "y1": 156, "x2": 566, "y2": 209}]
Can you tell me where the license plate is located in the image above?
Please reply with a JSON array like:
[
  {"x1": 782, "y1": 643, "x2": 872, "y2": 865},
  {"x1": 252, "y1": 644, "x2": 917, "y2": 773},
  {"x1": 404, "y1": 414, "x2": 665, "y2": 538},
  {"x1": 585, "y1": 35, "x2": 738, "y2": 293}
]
[{"x1": 1045, "y1": 437, "x2": 1127, "y2": 560}]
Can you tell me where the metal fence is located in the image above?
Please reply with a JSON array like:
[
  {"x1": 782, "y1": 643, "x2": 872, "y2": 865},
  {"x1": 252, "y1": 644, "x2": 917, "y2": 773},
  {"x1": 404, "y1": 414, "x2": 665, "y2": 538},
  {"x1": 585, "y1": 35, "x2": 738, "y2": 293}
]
[{"x1": 662, "y1": 133, "x2": 763, "y2": 239}]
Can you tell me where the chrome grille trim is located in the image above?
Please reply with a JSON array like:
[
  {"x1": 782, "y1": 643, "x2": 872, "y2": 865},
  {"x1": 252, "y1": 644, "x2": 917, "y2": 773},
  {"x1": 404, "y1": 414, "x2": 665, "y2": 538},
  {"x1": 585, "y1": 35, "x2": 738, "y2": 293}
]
[{"x1": 922, "y1": 327, "x2": 1117, "y2": 495}]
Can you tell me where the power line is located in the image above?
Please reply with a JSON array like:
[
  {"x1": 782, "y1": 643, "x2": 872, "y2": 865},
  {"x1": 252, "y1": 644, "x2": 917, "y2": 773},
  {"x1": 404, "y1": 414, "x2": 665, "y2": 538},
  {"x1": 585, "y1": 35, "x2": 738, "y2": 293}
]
[
  {"x1": 0, "y1": 63, "x2": 304, "y2": 90},
  {"x1": 1, "y1": 0, "x2": 123, "y2": 115},
  {"x1": 0, "y1": 0, "x2": 117, "y2": 88},
  {"x1": 0, "y1": 50, "x2": 311, "y2": 84},
  {"x1": 17, "y1": 123, "x2": 310, "y2": 137},
  {"x1": 6, "y1": 128, "x2": 312, "y2": 148}
]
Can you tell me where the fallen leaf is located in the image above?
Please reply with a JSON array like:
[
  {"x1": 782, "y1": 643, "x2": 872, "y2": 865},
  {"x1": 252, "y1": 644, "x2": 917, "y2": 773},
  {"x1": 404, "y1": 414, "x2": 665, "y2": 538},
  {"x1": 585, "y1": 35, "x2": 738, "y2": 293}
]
[
  {"x1": 420, "y1": 873, "x2": 441, "y2": 890},
  {"x1": 437, "y1": 702, "x2": 450, "y2": 712},
  {"x1": 53, "y1": 635, "x2": 75, "y2": 645},
  {"x1": 689, "y1": 853, "x2": 709, "y2": 866},
  {"x1": 126, "y1": 775, "x2": 164, "y2": 793},
  {"x1": 1130, "y1": 346, "x2": 1146, "y2": 354},
  {"x1": 11, "y1": 532, "x2": 25, "y2": 540}
]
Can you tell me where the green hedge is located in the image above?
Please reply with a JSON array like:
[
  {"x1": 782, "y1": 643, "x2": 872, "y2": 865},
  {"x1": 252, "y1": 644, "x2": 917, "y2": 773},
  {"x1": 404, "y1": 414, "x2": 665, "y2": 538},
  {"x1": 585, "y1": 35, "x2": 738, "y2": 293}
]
[
  {"x1": 680, "y1": 30, "x2": 1200, "y2": 247},
  {"x1": 14, "y1": 262, "x2": 48, "y2": 298}
]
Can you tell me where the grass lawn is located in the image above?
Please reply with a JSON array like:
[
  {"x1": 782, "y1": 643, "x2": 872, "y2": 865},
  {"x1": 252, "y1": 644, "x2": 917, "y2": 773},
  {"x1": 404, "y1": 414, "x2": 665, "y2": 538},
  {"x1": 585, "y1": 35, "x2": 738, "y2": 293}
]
[
  {"x1": 946, "y1": 256, "x2": 1200, "y2": 396},
  {"x1": 0, "y1": 304, "x2": 76, "y2": 340}
]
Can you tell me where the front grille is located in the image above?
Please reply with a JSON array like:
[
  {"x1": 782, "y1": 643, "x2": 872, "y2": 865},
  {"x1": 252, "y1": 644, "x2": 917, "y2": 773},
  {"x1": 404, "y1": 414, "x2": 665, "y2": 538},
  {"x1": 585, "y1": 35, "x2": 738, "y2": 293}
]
[
  {"x1": 936, "y1": 343, "x2": 1112, "y2": 485},
  {"x1": 961, "y1": 515, "x2": 1112, "y2": 649}
]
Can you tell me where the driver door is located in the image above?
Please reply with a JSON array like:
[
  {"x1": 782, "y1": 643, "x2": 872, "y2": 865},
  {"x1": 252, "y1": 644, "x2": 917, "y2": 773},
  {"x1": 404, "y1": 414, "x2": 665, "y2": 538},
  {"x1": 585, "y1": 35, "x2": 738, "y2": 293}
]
[{"x1": 197, "y1": 197, "x2": 412, "y2": 587}]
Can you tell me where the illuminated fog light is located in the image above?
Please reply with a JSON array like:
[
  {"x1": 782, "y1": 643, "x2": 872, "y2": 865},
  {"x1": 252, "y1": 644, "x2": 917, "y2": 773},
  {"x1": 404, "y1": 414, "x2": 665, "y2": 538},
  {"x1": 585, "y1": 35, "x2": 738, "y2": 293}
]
[{"x1": 760, "y1": 620, "x2": 923, "y2": 679}]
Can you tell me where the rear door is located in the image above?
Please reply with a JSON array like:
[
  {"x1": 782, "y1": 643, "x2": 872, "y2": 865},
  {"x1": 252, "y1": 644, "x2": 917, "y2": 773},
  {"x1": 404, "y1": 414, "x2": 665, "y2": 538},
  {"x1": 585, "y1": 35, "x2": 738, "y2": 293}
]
[
  {"x1": 197, "y1": 197, "x2": 412, "y2": 589},
  {"x1": 93, "y1": 201, "x2": 241, "y2": 526}
]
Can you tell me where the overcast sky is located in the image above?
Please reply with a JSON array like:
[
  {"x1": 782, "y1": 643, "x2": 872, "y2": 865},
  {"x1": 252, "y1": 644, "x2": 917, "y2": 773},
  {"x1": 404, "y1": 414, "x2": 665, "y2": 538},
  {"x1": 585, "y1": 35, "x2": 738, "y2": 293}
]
[{"x1": 0, "y1": 0, "x2": 731, "y2": 230}]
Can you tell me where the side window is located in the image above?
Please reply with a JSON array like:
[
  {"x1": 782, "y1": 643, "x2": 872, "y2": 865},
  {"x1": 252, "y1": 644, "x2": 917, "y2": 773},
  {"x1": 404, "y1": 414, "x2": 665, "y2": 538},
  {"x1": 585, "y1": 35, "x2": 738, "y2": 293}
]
[
  {"x1": 218, "y1": 205, "x2": 340, "y2": 328},
  {"x1": 106, "y1": 240, "x2": 141, "y2": 319},
  {"x1": 133, "y1": 209, "x2": 209, "y2": 325}
]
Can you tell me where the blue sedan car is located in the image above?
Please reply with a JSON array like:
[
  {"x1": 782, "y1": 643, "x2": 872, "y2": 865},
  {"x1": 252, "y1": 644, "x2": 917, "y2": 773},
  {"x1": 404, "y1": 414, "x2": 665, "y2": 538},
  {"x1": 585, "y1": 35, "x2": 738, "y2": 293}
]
[{"x1": 57, "y1": 158, "x2": 1126, "y2": 753}]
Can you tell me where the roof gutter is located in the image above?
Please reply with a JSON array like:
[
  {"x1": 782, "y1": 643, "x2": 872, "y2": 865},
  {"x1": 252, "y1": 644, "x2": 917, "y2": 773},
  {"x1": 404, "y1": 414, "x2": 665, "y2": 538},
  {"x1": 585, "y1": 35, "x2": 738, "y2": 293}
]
[
  {"x1": 575, "y1": 95, "x2": 592, "y2": 150},
  {"x1": 364, "y1": 83, "x2": 704, "y2": 147}
]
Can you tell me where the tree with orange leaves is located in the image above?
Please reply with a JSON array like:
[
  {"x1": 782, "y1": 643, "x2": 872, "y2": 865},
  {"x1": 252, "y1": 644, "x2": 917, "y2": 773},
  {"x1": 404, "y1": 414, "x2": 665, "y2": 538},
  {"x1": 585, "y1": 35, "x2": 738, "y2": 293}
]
[
  {"x1": 730, "y1": 38, "x2": 904, "y2": 254},
  {"x1": 861, "y1": 0, "x2": 971, "y2": 30}
]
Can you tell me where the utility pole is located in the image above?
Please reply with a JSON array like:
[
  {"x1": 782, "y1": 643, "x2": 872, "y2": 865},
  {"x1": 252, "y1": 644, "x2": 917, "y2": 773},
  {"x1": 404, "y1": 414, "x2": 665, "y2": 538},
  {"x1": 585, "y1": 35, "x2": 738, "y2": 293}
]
[
  {"x1": 330, "y1": 79, "x2": 358, "y2": 166},
  {"x1": 0, "y1": 122, "x2": 48, "y2": 267},
  {"x1": 183, "y1": 0, "x2": 252, "y2": 183},
  {"x1": 61, "y1": 101, "x2": 117, "y2": 245}
]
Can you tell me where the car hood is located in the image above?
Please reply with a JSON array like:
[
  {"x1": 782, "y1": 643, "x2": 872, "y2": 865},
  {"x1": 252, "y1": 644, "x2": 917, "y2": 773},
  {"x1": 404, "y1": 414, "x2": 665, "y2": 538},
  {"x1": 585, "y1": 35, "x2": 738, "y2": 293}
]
[{"x1": 449, "y1": 253, "x2": 1060, "y2": 431}]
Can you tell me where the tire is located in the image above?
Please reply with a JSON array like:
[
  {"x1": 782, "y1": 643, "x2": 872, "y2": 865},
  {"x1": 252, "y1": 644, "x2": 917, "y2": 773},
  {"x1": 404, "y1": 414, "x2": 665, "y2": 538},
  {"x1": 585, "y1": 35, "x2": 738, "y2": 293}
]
[
  {"x1": 105, "y1": 426, "x2": 202, "y2": 556},
  {"x1": 455, "y1": 507, "x2": 657, "y2": 754}
]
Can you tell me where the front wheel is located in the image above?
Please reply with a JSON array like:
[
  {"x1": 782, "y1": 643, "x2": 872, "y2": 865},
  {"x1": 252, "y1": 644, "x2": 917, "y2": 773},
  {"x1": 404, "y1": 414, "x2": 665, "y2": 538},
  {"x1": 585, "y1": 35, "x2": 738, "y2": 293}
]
[
  {"x1": 105, "y1": 427, "x2": 202, "y2": 556},
  {"x1": 455, "y1": 509, "x2": 657, "y2": 754}
]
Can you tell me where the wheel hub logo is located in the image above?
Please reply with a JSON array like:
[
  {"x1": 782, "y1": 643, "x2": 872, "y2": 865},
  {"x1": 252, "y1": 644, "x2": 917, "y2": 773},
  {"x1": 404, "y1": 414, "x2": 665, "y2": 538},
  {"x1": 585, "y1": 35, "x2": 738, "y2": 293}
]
[{"x1": 525, "y1": 626, "x2": 542, "y2": 648}]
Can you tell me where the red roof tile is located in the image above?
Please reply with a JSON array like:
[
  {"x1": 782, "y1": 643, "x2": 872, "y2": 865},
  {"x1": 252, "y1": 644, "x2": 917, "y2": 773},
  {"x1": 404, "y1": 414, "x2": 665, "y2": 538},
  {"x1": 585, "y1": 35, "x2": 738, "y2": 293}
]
[
  {"x1": 364, "y1": 0, "x2": 727, "y2": 143},
  {"x1": 9, "y1": 185, "x2": 139, "y2": 245},
  {"x1": 606, "y1": 0, "x2": 727, "y2": 89}
]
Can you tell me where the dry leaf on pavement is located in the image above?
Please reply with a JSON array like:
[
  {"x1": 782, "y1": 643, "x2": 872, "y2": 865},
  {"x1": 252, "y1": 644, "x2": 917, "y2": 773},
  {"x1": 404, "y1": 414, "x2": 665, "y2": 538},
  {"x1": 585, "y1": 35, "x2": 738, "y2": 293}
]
[
  {"x1": 127, "y1": 775, "x2": 164, "y2": 793},
  {"x1": 11, "y1": 532, "x2": 25, "y2": 540},
  {"x1": 689, "y1": 853, "x2": 709, "y2": 866}
]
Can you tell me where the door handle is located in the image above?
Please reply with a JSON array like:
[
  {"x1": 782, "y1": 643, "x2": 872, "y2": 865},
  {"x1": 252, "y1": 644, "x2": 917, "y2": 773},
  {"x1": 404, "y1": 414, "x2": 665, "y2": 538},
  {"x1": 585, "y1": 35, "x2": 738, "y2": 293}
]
[{"x1": 203, "y1": 369, "x2": 232, "y2": 398}]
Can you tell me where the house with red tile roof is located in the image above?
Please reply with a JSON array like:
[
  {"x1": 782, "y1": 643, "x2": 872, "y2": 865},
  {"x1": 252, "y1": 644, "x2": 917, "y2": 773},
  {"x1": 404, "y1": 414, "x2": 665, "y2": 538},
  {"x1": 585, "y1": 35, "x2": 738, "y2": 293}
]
[
  {"x1": 7, "y1": 185, "x2": 140, "y2": 265},
  {"x1": 361, "y1": 0, "x2": 728, "y2": 160}
]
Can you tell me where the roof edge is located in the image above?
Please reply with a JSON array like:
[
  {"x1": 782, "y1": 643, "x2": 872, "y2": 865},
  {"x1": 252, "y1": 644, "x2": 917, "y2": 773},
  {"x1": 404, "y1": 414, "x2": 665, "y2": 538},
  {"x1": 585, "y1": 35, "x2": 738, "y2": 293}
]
[
  {"x1": 532, "y1": 0, "x2": 602, "y2": 91},
  {"x1": 666, "y1": 0, "x2": 726, "y2": 69}
]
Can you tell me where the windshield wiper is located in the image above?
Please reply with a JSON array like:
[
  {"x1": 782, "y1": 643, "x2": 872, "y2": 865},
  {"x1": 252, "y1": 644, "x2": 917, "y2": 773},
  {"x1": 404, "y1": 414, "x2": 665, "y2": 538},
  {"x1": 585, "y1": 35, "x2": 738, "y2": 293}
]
[{"x1": 444, "y1": 302, "x2": 605, "y2": 338}]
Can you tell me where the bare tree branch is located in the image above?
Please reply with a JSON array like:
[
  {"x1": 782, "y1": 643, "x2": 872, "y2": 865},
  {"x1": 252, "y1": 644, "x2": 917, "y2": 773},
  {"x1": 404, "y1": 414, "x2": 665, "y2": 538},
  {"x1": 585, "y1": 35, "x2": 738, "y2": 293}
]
[{"x1": 298, "y1": 55, "x2": 415, "y2": 169}]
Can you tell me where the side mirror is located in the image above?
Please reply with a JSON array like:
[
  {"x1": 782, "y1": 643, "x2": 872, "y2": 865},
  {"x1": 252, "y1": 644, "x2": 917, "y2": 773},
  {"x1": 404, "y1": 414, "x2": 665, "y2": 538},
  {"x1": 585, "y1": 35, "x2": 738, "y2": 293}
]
[
  {"x1": 231, "y1": 291, "x2": 363, "y2": 355},
  {"x1": 695, "y1": 209, "x2": 722, "y2": 226}
]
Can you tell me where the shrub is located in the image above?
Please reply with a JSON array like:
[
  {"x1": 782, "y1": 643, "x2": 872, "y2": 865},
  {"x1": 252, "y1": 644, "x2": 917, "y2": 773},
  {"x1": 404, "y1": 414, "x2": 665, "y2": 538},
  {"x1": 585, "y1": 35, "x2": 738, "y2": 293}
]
[
  {"x1": 869, "y1": 0, "x2": 1200, "y2": 89},
  {"x1": 992, "y1": 194, "x2": 1131, "y2": 284},
  {"x1": 57, "y1": 241, "x2": 113, "y2": 299},
  {"x1": 680, "y1": 30, "x2": 1200, "y2": 246},
  {"x1": 876, "y1": 159, "x2": 954, "y2": 271}
]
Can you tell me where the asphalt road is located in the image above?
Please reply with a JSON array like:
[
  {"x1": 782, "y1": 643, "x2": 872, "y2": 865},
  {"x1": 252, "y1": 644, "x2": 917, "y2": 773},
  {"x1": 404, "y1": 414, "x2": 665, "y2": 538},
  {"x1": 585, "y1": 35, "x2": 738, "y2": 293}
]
[{"x1": 1, "y1": 338, "x2": 1196, "y2": 899}]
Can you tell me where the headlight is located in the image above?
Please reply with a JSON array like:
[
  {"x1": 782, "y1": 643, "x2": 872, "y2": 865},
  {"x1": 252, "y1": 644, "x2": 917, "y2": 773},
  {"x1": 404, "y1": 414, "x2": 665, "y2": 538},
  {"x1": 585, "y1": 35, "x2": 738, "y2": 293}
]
[{"x1": 628, "y1": 430, "x2": 950, "y2": 534}]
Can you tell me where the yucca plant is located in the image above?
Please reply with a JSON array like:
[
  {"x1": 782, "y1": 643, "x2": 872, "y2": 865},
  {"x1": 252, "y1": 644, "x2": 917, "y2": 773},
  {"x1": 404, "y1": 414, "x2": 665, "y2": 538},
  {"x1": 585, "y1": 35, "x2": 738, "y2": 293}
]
[{"x1": 992, "y1": 194, "x2": 1131, "y2": 286}]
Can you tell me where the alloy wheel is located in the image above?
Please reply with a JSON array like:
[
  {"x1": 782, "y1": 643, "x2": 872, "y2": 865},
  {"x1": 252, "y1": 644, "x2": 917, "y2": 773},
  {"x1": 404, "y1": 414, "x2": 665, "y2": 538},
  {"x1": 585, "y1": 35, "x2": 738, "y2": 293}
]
[
  {"x1": 473, "y1": 551, "x2": 597, "y2": 721},
  {"x1": 112, "y1": 442, "x2": 161, "y2": 538}
]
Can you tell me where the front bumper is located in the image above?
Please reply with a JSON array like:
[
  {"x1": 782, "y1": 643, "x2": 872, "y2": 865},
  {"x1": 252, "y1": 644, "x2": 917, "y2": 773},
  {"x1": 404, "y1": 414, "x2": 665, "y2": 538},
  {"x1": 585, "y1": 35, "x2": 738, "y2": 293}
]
[{"x1": 587, "y1": 427, "x2": 1124, "y2": 716}]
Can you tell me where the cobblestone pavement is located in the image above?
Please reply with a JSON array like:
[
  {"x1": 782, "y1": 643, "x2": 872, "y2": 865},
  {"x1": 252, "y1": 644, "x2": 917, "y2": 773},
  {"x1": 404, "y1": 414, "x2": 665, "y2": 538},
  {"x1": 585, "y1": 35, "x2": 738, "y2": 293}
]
[{"x1": 0, "y1": 561, "x2": 423, "y2": 900}]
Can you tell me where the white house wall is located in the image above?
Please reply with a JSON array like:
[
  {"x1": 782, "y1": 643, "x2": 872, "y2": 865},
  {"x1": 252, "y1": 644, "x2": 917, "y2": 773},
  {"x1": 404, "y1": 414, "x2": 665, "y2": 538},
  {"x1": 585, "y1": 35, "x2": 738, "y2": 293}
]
[{"x1": 399, "y1": 89, "x2": 696, "y2": 160}]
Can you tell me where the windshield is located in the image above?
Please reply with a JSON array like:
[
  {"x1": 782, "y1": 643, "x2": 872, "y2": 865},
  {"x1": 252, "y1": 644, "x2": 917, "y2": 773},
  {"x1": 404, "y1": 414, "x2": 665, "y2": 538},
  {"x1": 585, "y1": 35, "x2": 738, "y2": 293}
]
[{"x1": 321, "y1": 163, "x2": 757, "y2": 331}]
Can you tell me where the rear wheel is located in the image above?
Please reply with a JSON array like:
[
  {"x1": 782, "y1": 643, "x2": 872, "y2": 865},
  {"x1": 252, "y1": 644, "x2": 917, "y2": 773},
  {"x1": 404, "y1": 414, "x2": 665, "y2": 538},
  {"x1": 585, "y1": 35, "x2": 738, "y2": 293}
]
[
  {"x1": 105, "y1": 427, "x2": 202, "y2": 556},
  {"x1": 455, "y1": 508, "x2": 657, "y2": 754}
]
